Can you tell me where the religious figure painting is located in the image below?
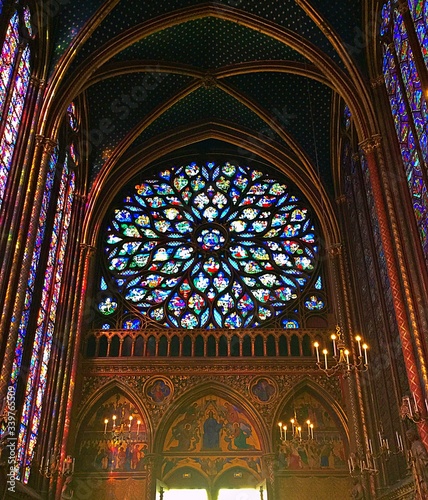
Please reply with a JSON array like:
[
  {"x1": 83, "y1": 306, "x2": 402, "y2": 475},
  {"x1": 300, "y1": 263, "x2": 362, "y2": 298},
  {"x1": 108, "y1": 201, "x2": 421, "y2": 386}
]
[
  {"x1": 277, "y1": 391, "x2": 347, "y2": 470},
  {"x1": 146, "y1": 377, "x2": 173, "y2": 404},
  {"x1": 250, "y1": 377, "x2": 276, "y2": 403},
  {"x1": 75, "y1": 393, "x2": 147, "y2": 471},
  {"x1": 164, "y1": 396, "x2": 261, "y2": 453}
]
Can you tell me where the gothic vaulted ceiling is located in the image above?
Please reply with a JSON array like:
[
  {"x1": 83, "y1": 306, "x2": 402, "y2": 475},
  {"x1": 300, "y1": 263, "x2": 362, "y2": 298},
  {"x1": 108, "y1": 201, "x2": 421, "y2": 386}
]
[{"x1": 47, "y1": 0, "x2": 368, "y2": 196}]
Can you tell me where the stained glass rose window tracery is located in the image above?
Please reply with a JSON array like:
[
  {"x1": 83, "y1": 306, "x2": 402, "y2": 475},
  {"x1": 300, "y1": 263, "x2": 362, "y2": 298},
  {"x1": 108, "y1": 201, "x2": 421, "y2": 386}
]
[{"x1": 101, "y1": 162, "x2": 320, "y2": 329}]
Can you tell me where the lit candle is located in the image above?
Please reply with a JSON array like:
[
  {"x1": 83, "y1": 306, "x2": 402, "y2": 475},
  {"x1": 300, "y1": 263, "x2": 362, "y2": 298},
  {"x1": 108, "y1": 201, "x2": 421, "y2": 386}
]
[
  {"x1": 112, "y1": 415, "x2": 117, "y2": 429},
  {"x1": 137, "y1": 420, "x2": 141, "y2": 435},
  {"x1": 314, "y1": 342, "x2": 320, "y2": 363},
  {"x1": 331, "y1": 334, "x2": 337, "y2": 357},
  {"x1": 297, "y1": 426, "x2": 302, "y2": 441},
  {"x1": 362, "y1": 344, "x2": 368, "y2": 365},
  {"x1": 129, "y1": 415, "x2": 133, "y2": 430},
  {"x1": 395, "y1": 431, "x2": 400, "y2": 449},
  {"x1": 104, "y1": 419, "x2": 108, "y2": 434},
  {"x1": 290, "y1": 418, "x2": 295, "y2": 435},
  {"x1": 344, "y1": 349, "x2": 350, "y2": 370},
  {"x1": 399, "y1": 435, "x2": 403, "y2": 451},
  {"x1": 348, "y1": 458, "x2": 352, "y2": 474},
  {"x1": 412, "y1": 392, "x2": 418, "y2": 412},
  {"x1": 306, "y1": 420, "x2": 311, "y2": 439},
  {"x1": 322, "y1": 349, "x2": 328, "y2": 370},
  {"x1": 355, "y1": 336, "x2": 362, "y2": 357},
  {"x1": 310, "y1": 423, "x2": 314, "y2": 439},
  {"x1": 378, "y1": 432, "x2": 383, "y2": 447},
  {"x1": 369, "y1": 439, "x2": 373, "y2": 454},
  {"x1": 278, "y1": 422, "x2": 283, "y2": 439},
  {"x1": 283, "y1": 425, "x2": 287, "y2": 441},
  {"x1": 407, "y1": 396, "x2": 413, "y2": 417}
]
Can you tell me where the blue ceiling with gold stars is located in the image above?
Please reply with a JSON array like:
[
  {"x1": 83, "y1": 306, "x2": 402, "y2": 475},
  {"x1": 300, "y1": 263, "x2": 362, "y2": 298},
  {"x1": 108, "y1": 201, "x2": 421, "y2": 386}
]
[{"x1": 49, "y1": 0, "x2": 366, "y2": 195}]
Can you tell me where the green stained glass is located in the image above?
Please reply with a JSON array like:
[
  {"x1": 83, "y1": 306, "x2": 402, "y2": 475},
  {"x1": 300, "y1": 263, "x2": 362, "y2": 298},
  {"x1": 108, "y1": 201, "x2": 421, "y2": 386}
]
[{"x1": 101, "y1": 162, "x2": 319, "y2": 328}]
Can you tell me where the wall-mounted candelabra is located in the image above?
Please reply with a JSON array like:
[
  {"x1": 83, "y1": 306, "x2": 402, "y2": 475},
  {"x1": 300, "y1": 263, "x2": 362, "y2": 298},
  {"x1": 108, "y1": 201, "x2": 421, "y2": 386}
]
[
  {"x1": 103, "y1": 414, "x2": 143, "y2": 445},
  {"x1": 400, "y1": 394, "x2": 428, "y2": 423},
  {"x1": 278, "y1": 416, "x2": 314, "y2": 442},
  {"x1": 313, "y1": 325, "x2": 368, "y2": 378},
  {"x1": 39, "y1": 452, "x2": 75, "y2": 478},
  {"x1": 347, "y1": 431, "x2": 405, "y2": 480}
]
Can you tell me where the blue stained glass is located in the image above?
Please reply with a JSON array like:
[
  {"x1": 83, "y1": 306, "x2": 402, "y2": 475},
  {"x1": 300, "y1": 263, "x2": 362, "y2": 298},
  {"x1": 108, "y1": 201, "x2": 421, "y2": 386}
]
[
  {"x1": 0, "y1": 8, "x2": 31, "y2": 212},
  {"x1": 382, "y1": 3, "x2": 428, "y2": 264},
  {"x1": 10, "y1": 151, "x2": 58, "y2": 386},
  {"x1": 20, "y1": 163, "x2": 75, "y2": 482},
  {"x1": 101, "y1": 162, "x2": 319, "y2": 329}
]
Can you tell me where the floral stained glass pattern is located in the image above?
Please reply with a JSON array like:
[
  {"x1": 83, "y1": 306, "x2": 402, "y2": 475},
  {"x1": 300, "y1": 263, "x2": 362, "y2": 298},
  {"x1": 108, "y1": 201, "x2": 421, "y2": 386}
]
[
  {"x1": 102, "y1": 162, "x2": 319, "y2": 329},
  {"x1": 19, "y1": 161, "x2": 75, "y2": 482}
]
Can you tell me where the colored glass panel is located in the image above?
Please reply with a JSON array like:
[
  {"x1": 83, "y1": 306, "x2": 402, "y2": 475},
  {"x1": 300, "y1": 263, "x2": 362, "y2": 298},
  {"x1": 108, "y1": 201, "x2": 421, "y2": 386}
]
[
  {"x1": 0, "y1": 7, "x2": 31, "y2": 211},
  {"x1": 10, "y1": 150, "x2": 58, "y2": 386},
  {"x1": 101, "y1": 162, "x2": 319, "y2": 329},
  {"x1": 382, "y1": 5, "x2": 428, "y2": 262},
  {"x1": 19, "y1": 161, "x2": 75, "y2": 481},
  {"x1": 67, "y1": 102, "x2": 79, "y2": 131},
  {"x1": 408, "y1": 0, "x2": 428, "y2": 67},
  {"x1": 393, "y1": 10, "x2": 428, "y2": 166}
]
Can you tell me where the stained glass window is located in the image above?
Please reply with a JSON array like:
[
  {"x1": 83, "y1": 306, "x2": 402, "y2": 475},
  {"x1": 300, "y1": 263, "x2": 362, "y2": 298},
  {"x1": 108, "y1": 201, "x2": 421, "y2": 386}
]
[
  {"x1": 408, "y1": 0, "x2": 428, "y2": 67},
  {"x1": 0, "y1": 6, "x2": 32, "y2": 211},
  {"x1": 10, "y1": 150, "x2": 58, "y2": 386},
  {"x1": 99, "y1": 161, "x2": 320, "y2": 329},
  {"x1": 18, "y1": 156, "x2": 75, "y2": 482},
  {"x1": 381, "y1": 0, "x2": 428, "y2": 263}
]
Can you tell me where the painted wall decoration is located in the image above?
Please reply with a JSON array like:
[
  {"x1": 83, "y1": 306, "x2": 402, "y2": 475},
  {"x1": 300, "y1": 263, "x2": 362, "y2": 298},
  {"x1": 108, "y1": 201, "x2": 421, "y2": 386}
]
[
  {"x1": 249, "y1": 377, "x2": 276, "y2": 404},
  {"x1": 277, "y1": 392, "x2": 347, "y2": 470},
  {"x1": 162, "y1": 456, "x2": 262, "y2": 480},
  {"x1": 145, "y1": 376, "x2": 173, "y2": 404},
  {"x1": 164, "y1": 396, "x2": 261, "y2": 453},
  {"x1": 75, "y1": 393, "x2": 148, "y2": 472}
]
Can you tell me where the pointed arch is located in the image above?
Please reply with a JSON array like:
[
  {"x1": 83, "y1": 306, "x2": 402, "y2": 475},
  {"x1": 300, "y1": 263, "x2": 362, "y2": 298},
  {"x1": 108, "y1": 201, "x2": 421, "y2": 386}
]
[{"x1": 155, "y1": 382, "x2": 270, "y2": 454}]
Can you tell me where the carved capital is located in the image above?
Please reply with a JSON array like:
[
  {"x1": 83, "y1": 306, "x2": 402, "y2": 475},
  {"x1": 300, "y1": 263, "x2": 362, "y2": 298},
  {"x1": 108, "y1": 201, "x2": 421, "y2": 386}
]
[
  {"x1": 326, "y1": 243, "x2": 342, "y2": 257},
  {"x1": 370, "y1": 74, "x2": 385, "y2": 88},
  {"x1": 80, "y1": 243, "x2": 96, "y2": 256},
  {"x1": 359, "y1": 135, "x2": 382, "y2": 154}
]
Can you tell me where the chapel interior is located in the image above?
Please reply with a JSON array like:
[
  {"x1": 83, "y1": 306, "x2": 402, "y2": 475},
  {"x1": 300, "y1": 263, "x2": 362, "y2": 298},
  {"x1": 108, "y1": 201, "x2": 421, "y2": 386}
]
[{"x1": 1, "y1": 1, "x2": 428, "y2": 499}]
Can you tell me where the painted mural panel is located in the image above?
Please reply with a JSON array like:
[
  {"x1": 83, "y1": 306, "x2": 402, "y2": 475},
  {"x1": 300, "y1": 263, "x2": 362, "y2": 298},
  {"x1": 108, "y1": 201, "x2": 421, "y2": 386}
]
[
  {"x1": 277, "y1": 392, "x2": 346, "y2": 470},
  {"x1": 75, "y1": 393, "x2": 148, "y2": 472},
  {"x1": 164, "y1": 396, "x2": 261, "y2": 453}
]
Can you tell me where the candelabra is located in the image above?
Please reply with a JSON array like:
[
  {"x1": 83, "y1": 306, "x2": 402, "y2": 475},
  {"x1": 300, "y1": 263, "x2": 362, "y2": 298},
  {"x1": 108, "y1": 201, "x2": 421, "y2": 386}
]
[
  {"x1": 278, "y1": 416, "x2": 314, "y2": 442},
  {"x1": 39, "y1": 452, "x2": 75, "y2": 478},
  {"x1": 347, "y1": 432, "x2": 405, "y2": 479},
  {"x1": 103, "y1": 414, "x2": 143, "y2": 444},
  {"x1": 400, "y1": 394, "x2": 428, "y2": 423},
  {"x1": 313, "y1": 325, "x2": 368, "y2": 378}
]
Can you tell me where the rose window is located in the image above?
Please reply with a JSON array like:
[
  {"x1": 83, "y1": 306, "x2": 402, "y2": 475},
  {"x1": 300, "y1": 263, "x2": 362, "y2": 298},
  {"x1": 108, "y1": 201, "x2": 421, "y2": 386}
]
[{"x1": 102, "y1": 161, "x2": 319, "y2": 329}]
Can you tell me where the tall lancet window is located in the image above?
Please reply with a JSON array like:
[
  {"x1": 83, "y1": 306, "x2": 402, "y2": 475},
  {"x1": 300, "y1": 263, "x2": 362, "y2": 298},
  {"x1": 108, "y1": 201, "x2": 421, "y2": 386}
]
[
  {"x1": 0, "y1": 5, "x2": 32, "y2": 211},
  {"x1": 17, "y1": 150, "x2": 76, "y2": 482},
  {"x1": 381, "y1": 0, "x2": 428, "y2": 263}
]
